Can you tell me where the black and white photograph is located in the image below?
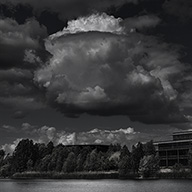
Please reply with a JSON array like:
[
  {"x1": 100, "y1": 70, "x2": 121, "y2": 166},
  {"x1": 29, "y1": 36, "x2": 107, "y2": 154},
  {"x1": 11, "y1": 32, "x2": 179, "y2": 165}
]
[{"x1": 0, "y1": 0, "x2": 192, "y2": 191}]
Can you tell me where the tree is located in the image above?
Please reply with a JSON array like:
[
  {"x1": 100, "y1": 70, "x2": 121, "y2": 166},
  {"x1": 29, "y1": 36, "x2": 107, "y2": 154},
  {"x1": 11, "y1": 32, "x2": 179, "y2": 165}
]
[
  {"x1": 188, "y1": 149, "x2": 192, "y2": 170},
  {"x1": 107, "y1": 143, "x2": 121, "y2": 154},
  {"x1": 120, "y1": 145, "x2": 130, "y2": 159},
  {"x1": 89, "y1": 149, "x2": 99, "y2": 171},
  {"x1": 11, "y1": 139, "x2": 36, "y2": 172},
  {"x1": 97, "y1": 151, "x2": 105, "y2": 171},
  {"x1": 0, "y1": 149, "x2": 5, "y2": 167},
  {"x1": 47, "y1": 152, "x2": 57, "y2": 171},
  {"x1": 0, "y1": 154, "x2": 12, "y2": 177},
  {"x1": 143, "y1": 140, "x2": 156, "y2": 156},
  {"x1": 108, "y1": 158, "x2": 119, "y2": 171},
  {"x1": 55, "y1": 147, "x2": 69, "y2": 172},
  {"x1": 119, "y1": 155, "x2": 133, "y2": 177},
  {"x1": 36, "y1": 143, "x2": 48, "y2": 159},
  {"x1": 27, "y1": 159, "x2": 33, "y2": 171},
  {"x1": 76, "y1": 154, "x2": 85, "y2": 172},
  {"x1": 47, "y1": 141, "x2": 54, "y2": 155},
  {"x1": 0, "y1": 150, "x2": 5, "y2": 157},
  {"x1": 131, "y1": 142, "x2": 144, "y2": 173},
  {"x1": 38, "y1": 155, "x2": 51, "y2": 172},
  {"x1": 139, "y1": 155, "x2": 159, "y2": 178},
  {"x1": 84, "y1": 153, "x2": 91, "y2": 171},
  {"x1": 62, "y1": 152, "x2": 76, "y2": 173},
  {"x1": 73, "y1": 146, "x2": 81, "y2": 156}
]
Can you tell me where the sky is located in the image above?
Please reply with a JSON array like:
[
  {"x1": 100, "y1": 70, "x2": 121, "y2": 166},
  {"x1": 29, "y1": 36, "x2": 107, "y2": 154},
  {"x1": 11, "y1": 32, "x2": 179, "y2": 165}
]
[{"x1": 0, "y1": 0, "x2": 192, "y2": 153}]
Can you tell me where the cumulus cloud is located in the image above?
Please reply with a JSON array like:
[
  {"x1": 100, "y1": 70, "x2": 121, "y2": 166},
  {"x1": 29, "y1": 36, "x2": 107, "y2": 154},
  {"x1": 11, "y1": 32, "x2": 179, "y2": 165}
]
[
  {"x1": 12, "y1": 110, "x2": 27, "y2": 119},
  {"x1": 57, "y1": 132, "x2": 76, "y2": 145},
  {"x1": 112, "y1": 127, "x2": 135, "y2": 134},
  {"x1": 123, "y1": 15, "x2": 161, "y2": 32},
  {"x1": 22, "y1": 125, "x2": 76, "y2": 145},
  {"x1": 34, "y1": 126, "x2": 57, "y2": 143},
  {"x1": 77, "y1": 127, "x2": 137, "y2": 145},
  {"x1": 21, "y1": 122, "x2": 36, "y2": 131},
  {"x1": 0, "y1": 123, "x2": 140, "y2": 153},
  {"x1": 23, "y1": 49, "x2": 42, "y2": 65},
  {"x1": 1, "y1": 125, "x2": 17, "y2": 132},
  {"x1": 4, "y1": 121, "x2": 191, "y2": 154},
  {"x1": 33, "y1": 13, "x2": 186, "y2": 123},
  {"x1": 1, "y1": 138, "x2": 21, "y2": 154}
]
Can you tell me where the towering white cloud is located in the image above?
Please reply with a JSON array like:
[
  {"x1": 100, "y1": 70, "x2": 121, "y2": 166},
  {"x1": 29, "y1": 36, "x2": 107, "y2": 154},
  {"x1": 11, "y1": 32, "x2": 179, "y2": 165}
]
[
  {"x1": 34, "y1": 13, "x2": 186, "y2": 123},
  {"x1": 49, "y1": 13, "x2": 124, "y2": 40}
]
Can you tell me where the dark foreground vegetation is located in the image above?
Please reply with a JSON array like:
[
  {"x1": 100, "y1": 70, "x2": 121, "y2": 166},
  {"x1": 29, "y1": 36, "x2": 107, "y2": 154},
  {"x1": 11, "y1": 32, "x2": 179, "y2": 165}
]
[
  {"x1": 0, "y1": 139, "x2": 192, "y2": 179},
  {"x1": 11, "y1": 171, "x2": 119, "y2": 179}
]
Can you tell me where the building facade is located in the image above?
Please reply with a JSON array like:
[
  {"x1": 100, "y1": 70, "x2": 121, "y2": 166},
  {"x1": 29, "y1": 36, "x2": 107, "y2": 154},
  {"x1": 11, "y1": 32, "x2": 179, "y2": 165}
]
[{"x1": 155, "y1": 131, "x2": 192, "y2": 167}]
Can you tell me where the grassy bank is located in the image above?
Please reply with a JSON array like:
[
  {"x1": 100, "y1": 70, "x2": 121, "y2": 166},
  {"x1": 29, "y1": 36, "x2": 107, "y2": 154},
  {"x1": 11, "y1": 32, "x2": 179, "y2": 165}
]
[
  {"x1": 11, "y1": 171, "x2": 119, "y2": 180},
  {"x1": 10, "y1": 170, "x2": 192, "y2": 180},
  {"x1": 158, "y1": 171, "x2": 192, "y2": 179}
]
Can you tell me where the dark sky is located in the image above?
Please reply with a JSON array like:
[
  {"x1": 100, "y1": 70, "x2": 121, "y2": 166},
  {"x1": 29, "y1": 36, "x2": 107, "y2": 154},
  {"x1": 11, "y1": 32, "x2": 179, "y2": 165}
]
[{"x1": 0, "y1": 0, "x2": 192, "y2": 153}]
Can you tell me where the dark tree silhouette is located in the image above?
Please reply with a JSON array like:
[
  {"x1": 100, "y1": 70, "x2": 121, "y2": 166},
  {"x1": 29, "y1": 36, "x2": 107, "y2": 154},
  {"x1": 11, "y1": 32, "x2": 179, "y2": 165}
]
[
  {"x1": 131, "y1": 142, "x2": 144, "y2": 173},
  {"x1": 143, "y1": 140, "x2": 156, "y2": 156},
  {"x1": 62, "y1": 152, "x2": 76, "y2": 173},
  {"x1": 11, "y1": 139, "x2": 36, "y2": 172},
  {"x1": 0, "y1": 139, "x2": 160, "y2": 178}
]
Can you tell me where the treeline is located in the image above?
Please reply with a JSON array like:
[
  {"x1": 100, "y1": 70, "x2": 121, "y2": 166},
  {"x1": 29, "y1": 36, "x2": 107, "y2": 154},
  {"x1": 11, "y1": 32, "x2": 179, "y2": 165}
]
[{"x1": 0, "y1": 139, "x2": 158, "y2": 178}]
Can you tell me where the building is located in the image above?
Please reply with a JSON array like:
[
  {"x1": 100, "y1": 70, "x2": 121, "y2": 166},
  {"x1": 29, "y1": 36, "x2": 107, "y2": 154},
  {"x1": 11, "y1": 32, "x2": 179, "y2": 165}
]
[{"x1": 154, "y1": 131, "x2": 192, "y2": 167}]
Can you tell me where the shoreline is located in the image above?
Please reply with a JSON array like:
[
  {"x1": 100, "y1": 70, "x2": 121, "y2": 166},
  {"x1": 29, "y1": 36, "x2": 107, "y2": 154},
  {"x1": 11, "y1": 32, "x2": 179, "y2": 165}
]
[
  {"x1": 10, "y1": 171, "x2": 120, "y2": 180},
  {"x1": 1, "y1": 177, "x2": 192, "y2": 181},
  {"x1": 1, "y1": 170, "x2": 192, "y2": 180}
]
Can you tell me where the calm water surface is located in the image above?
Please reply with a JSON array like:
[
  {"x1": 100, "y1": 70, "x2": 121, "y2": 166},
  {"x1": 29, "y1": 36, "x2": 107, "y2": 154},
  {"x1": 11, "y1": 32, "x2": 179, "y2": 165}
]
[{"x1": 0, "y1": 179, "x2": 192, "y2": 192}]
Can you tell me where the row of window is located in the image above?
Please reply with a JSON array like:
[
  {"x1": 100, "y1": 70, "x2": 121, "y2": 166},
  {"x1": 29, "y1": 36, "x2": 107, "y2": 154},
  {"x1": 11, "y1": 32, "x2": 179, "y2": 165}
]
[
  {"x1": 159, "y1": 149, "x2": 189, "y2": 157},
  {"x1": 160, "y1": 159, "x2": 188, "y2": 166},
  {"x1": 158, "y1": 142, "x2": 192, "y2": 150},
  {"x1": 173, "y1": 134, "x2": 192, "y2": 141}
]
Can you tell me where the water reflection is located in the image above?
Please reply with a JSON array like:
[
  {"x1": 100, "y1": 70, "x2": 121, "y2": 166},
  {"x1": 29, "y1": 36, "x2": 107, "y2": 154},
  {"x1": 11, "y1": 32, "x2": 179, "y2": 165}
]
[{"x1": 0, "y1": 179, "x2": 192, "y2": 192}]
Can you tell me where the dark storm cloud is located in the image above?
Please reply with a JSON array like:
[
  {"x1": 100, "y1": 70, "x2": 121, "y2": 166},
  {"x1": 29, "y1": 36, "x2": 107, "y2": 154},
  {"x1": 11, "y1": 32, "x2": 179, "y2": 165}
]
[
  {"x1": 33, "y1": 13, "x2": 188, "y2": 124},
  {"x1": 0, "y1": 97, "x2": 45, "y2": 116},
  {"x1": 1, "y1": 124, "x2": 16, "y2": 132},
  {"x1": 0, "y1": 68, "x2": 41, "y2": 97},
  {"x1": 1, "y1": 0, "x2": 138, "y2": 21},
  {"x1": 0, "y1": 68, "x2": 32, "y2": 82},
  {"x1": 0, "y1": 18, "x2": 47, "y2": 69},
  {"x1": 12, "y1": 110, "x2": 27, "y2": 119},
  {"x1": 0, "y1": 18, "x2": 48, "y2": 117},
  {"x1": 0, "y1": 0, "x2": 191, "y2": 125},
  {"x1": 163, "y1": 0, "x2": 192, "y2": 22},
  {"x1": 0, "y1": 68, "x2": 45, "y2": 118}
]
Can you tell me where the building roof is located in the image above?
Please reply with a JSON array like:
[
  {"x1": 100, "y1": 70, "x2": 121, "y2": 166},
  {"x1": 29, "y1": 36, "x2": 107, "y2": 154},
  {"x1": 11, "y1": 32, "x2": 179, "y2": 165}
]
[
  {"x1": 154, "y1": 139, "x2": 192, "y2": 145},
  {"x1": 172, "y1": 131, "x2": 192, "y2": 135}
]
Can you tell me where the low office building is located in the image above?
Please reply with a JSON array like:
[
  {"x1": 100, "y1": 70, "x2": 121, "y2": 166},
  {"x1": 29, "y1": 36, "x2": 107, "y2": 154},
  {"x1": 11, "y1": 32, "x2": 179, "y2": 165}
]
[{"x1": 154, "y1": 131, "x2": 192, "y2": 167}]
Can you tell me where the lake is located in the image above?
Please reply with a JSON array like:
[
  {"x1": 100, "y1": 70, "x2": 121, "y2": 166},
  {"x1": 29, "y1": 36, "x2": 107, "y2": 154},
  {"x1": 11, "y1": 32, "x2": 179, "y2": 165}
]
[{"x1": 0, "y1": 179, "x2": 192, "y2": 192}]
